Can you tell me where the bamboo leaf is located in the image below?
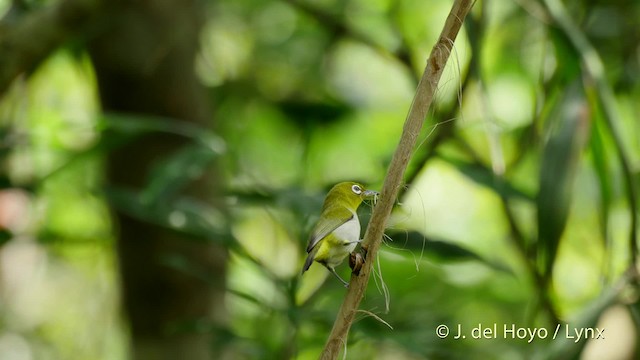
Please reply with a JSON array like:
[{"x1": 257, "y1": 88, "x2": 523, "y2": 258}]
[
  {"x1": 101, "y1": 113, "x2": 225, "y2": 150},
  {"x1": 229, "y1": 187, "x2": 323, "y2": 217},
  {"x1": 105, "y1": 186, "x2": 229, "y2": 242},
  {"x1": 0, "y1": 229, "x2": 11, "y2": 246},
  {"x1": 439, "y1": 155, "x2": 534, "y2": 201},
  {"x1": 537, "y1": 82, "x2": 591, "y2": 280},
  {"x1": 588, "y1": 113, "x2": 612, "y2": 247},
  {"x1": 545, "y1": 277, "x2": 625, "y2": 359},
  {"x1": 386, "y1": 231, "x2": 513, "y2": 274},
  {"x1": 142, "y1": 143, "x2": 220, "y2": 204}
]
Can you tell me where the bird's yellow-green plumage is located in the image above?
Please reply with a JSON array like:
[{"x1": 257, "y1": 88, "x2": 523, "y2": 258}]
[{"x1": 301, "y1": 182, "x2": 378, "y2": 287}]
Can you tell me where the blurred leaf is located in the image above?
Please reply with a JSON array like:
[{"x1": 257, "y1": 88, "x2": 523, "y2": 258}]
[
  {"x1": 41, "y1": 116, "x2": 224, "y2": 191},
  {"x1": 0, "y1": 126, "x2": 12, "y2": 158},
  {"x1": 438, "y1": 155, "x2": 534, "y2": 201},
  {"x1": 229, "y1": 187, "x2": 324, "y2": 220},
  {"x1": 545, "y1": 277, "x2": 625, "y2": 360},
  {"x1": 0, "y1": 176, "x2": 11, "y2": 189},
  {"x1": 386, "y1": 231, "x2": 513, "y2": 274},
  {"x1": 588, "y1": 111, "x2": 612, "y2": 247},
  {"x1": 159, "y1": 253, "x2": 229, "y2": 287},
  {"x1": 227, "y1": 288, "x2": 279, "y2": 311},
  {"x1": 101, "y1": 112, "x2": 226, "y2": 152},
  {"x1": 628, "y1": 299, "x2": 640, "y2": 357},
  {"x1": 142, "y1": 143, "x2": 220, "y2": 204},
  {"x1": 0, "y1": 229, "x2": 11, "y2": 246},
  {"x1": 106, "y1": 186, "x2": 229, "y2": 242},
  {"x1": 277, "y1": 99, "x2": 352, "y2": 130},
  {"x1": 537, "y1": 82, "x2": 591, "y2": 280}
]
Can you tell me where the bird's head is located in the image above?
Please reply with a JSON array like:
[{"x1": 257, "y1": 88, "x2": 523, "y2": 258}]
[{"x1": 324, "y1": 182, "x2": 379, "y2": 211}]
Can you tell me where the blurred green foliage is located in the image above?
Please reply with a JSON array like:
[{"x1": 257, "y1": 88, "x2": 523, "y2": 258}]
[{"x1": 1, "y1": 0, "x2": 639, "y2": 359}]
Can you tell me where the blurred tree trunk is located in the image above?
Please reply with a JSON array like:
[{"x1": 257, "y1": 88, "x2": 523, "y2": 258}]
[{"x1": 88, "y1": 1, "x2": 227, "y2": 359}]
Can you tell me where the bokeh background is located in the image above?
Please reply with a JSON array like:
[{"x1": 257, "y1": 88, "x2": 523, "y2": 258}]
[{"x1": 0, "y1": 0, "x2": 639, "y2": 359}]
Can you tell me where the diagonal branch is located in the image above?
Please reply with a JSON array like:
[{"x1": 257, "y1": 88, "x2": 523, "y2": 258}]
[{"x1": 319, "y1": 1, "x2": 476, "y2": 359}]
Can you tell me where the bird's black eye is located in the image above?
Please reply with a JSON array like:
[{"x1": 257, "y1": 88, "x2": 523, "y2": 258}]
[{"x1": 351, "y1": 184, "x2": 362, "y2": 195}]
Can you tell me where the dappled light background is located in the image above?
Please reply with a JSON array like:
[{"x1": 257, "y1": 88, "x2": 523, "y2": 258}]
[{"x1": 1, "y1": 0, "x2": 639, "y2": 359}]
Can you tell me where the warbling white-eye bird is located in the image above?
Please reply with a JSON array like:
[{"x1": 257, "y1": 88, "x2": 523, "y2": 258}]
[{"x1": 301, "y1": 182, "x2": 379, "y2": 287}]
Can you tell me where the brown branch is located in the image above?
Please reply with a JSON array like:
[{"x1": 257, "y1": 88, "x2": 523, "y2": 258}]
[
  {"x1": 0, "y1": 0, "x2": 103, "y2": 96},
  {"x1": 319, "y1": 1, "x2": 476, "y2": 359}
]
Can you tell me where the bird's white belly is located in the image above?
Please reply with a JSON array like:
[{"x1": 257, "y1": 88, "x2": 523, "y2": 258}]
[
  {"x1": 323, "y1": 215, "x2": 360, "y2": 268},
  {"x1": 333, "y1": 215, "x2": 360, "y2": 244}
]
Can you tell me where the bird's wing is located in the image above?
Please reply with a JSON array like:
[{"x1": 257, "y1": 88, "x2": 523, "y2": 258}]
[{"x1": 306, "y1": 206, "x2": 354, "y2": 253}]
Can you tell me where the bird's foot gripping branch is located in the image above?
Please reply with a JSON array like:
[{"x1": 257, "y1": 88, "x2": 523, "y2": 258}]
[{"x1": 349, "y1": 246, "x2": 367, "y2": 276}]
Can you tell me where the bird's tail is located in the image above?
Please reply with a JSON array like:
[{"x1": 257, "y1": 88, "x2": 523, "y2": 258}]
[{"x1": 301, "y1": 246, "x2": 318, "y2": 274}]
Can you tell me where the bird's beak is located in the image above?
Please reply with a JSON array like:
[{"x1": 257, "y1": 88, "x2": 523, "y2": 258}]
[
  {"x1": 363, "y1": 190, "x2": 379, "y2": 203},
  {"x1": 363, "y1": 189, "x2": 378, "y2": 198}
]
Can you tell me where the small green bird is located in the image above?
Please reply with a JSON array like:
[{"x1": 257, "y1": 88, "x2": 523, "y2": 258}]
[{"x1": 302, "y1": 182, "x2": 379, "y2": 287}]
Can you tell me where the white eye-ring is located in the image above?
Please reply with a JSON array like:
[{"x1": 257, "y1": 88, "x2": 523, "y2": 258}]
[{"x1": 351, "y1": 184, "x2": 362, "y2": 195}]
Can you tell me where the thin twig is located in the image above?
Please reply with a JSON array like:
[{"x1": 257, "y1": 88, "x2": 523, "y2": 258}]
[
  {"x1": 319, "y1": 1, "x2": 476, "y2": 359},
  {"x1": 356, "y1": 309, "x2": 394, "y2": 330}
]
